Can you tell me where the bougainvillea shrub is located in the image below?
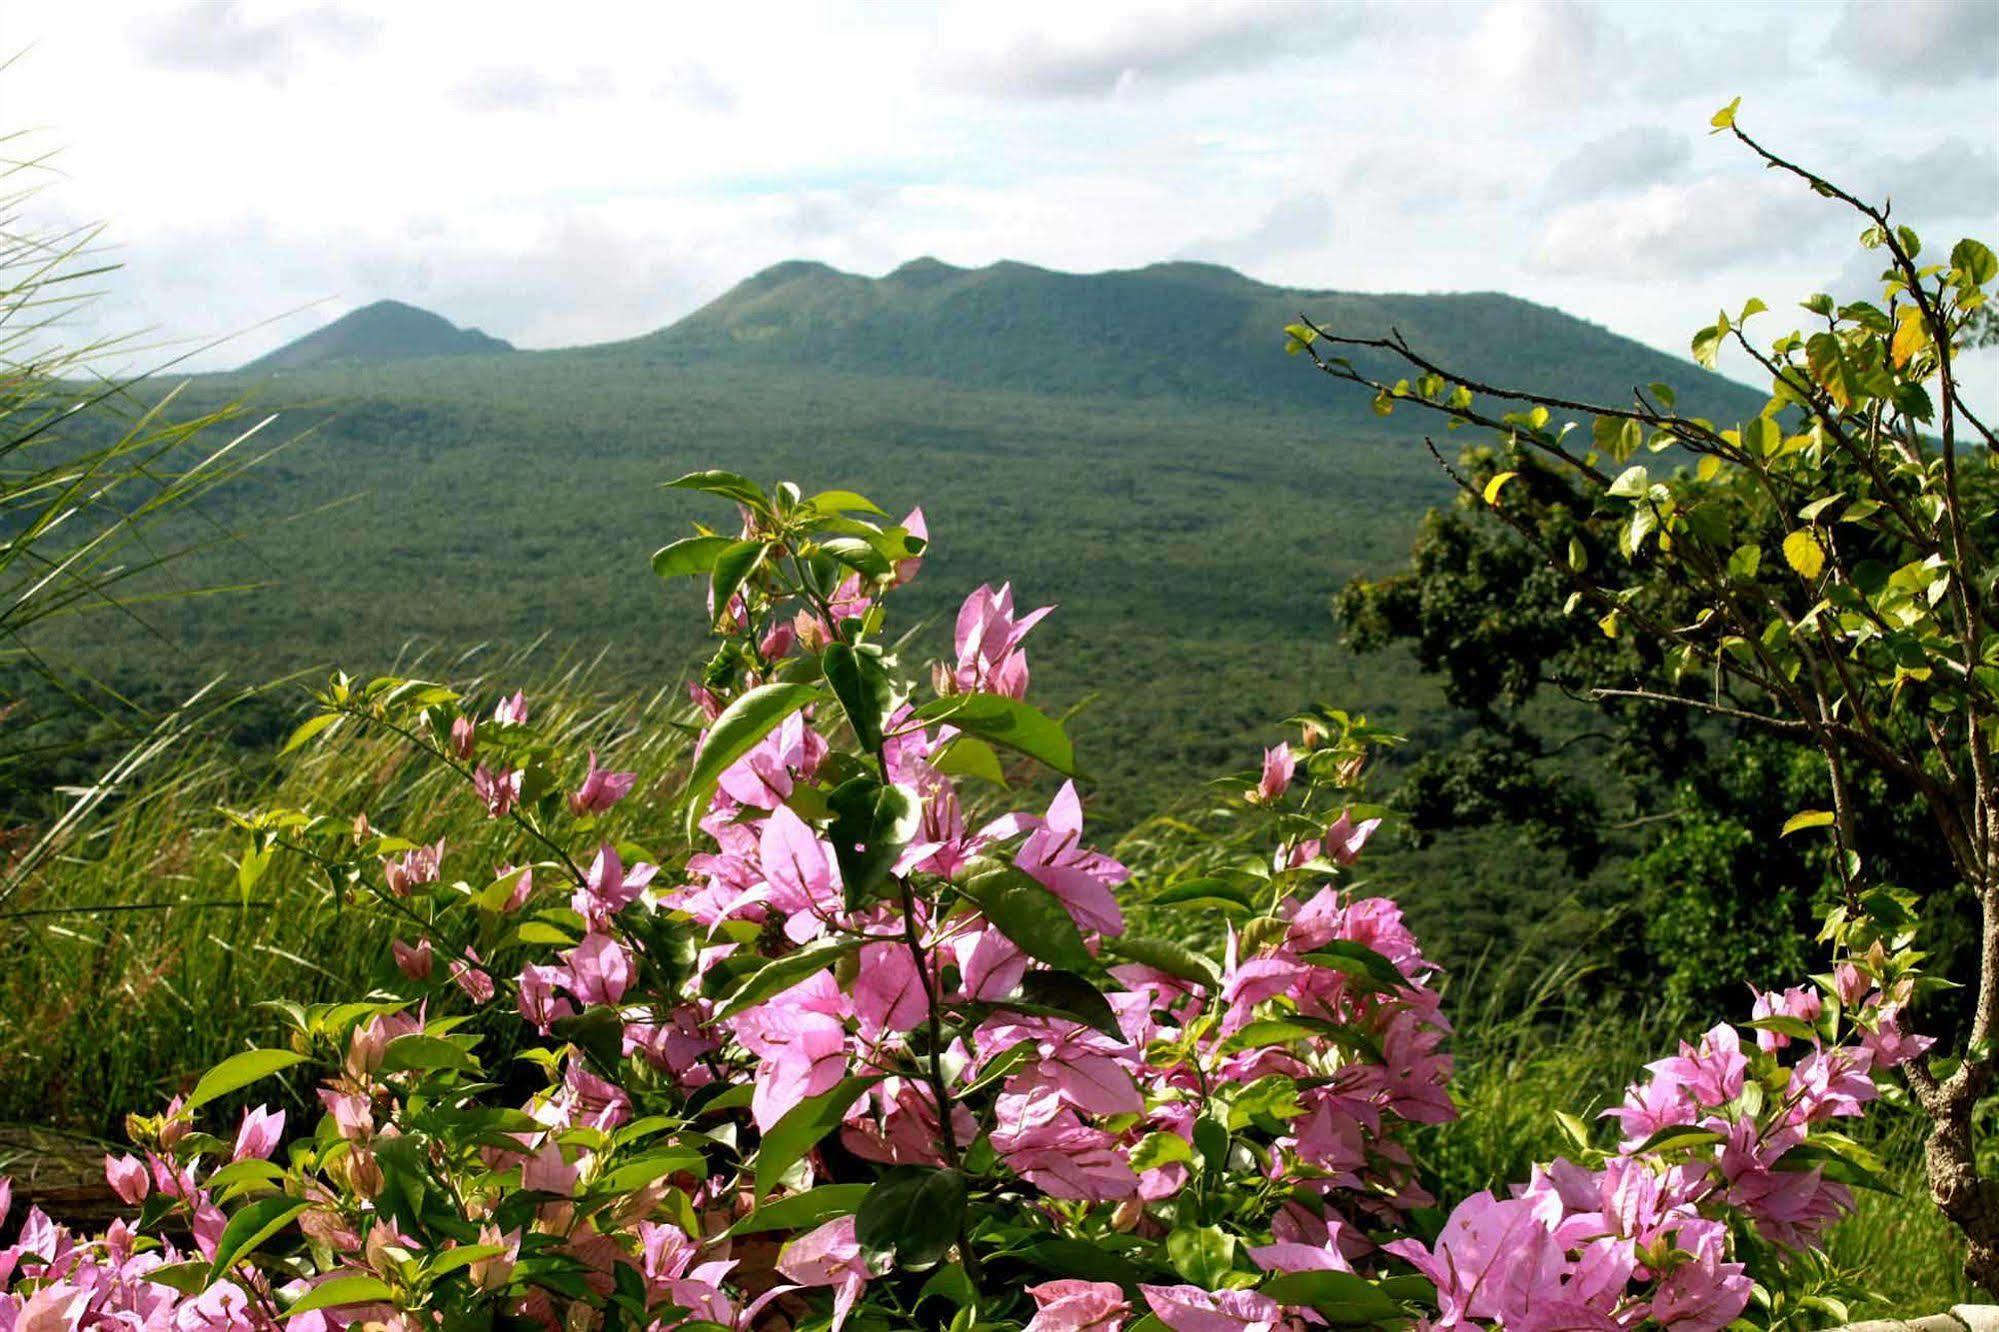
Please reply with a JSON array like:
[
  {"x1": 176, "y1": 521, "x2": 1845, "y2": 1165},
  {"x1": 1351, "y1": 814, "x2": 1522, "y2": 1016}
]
[{"x1": 0, "y1": 474, "x2": 1933, "y2": 1331}]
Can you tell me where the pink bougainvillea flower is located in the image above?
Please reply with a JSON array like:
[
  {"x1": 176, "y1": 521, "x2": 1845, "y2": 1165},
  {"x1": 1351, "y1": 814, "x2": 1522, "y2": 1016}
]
[
  {"x1": 990, "y1": 1085, "x2": 1138, "y2": 1202},
  {"x1": 1014, "y1": 781, "x2": 1127, "y2": 936},
  {"x1": 1383, "y1": 1190, "x2": 1565, "y2": 1330},
  {"x1": 520, "y1": 1139, "x2": 579, "y2": 1196},
  {"x1": 1024, "y1": 1279, "x2": 1130, "y2": 1332},
  {"x1": 715, "y1": 713, "x2": 826, "y2": 810},
  {"x1": 450, "y1": 949, "x2": 496, "y2": 1004},
  {"x1": 474, "y1": 765, "x2": 523, "y2": 819},
  {"x1": 733, "y1": 975, "x2": 852, "y2": 1132},
  {"x1": 572, "y1": 846, "x2": 657, "y2": 925},
  {"x1": 893, "y1": 507, "x2": 927, "y2": 586},
  {"x1": 1748, "y1": 985, "x2": 1822, "y2": 1053},
  {"x1": 1141, "y1": 1283, "x2": 1297, "y2": 1331},
  {"x1": 1252, "y1": 743, "x2": 1295, "y2": 804},
  {"x1": 492, "y1": 690, "x2": 528, "y2": 726},
  {"x1": 776, "y1": 1217, "x2": 872, "y2": 1332},
  {"x1": 759, "y1": 803, "x2": 840, "y2": 937},
  {"x1": 103, "y1": 1154, "x2": 148, "y2": 1206},
  {"x1": 232, "y1": 1106, "x2": 284, "y2": 1162},
  {"x1": 518, "y1": 963, "x2": 577, "y2": 1035},
  {"x1": 568, "y1": 751, "x2": 637, "y2": 815},
  {"x1": 1321, "y1": 810, "x2": 1381, "y2": 866},
  {"x1": 391, "y1": 936, "x2": 433, "y2": 980},
  {"x1": 382, "y1": 839, "x2": 444, "y2": 897},
  {"x1": 564, "y1": 932, "x2": 633, "y2": 1007},
  {"x1": 319, "y1": 1090, "x2": 373, "y2": 1141},
  {"x1": 1645, "y1": 1023, "x2": 1748, "y2": 1109},
  {"x1": 948, "y1": 582, "x2": 1052, "y2": 698},
  {"x1": 449, "y1": 714, "x2": 476, "y2": 760}
]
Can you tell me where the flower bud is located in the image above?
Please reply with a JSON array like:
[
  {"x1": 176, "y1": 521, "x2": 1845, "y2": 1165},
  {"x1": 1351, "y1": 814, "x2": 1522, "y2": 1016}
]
[
  {"x1": 104, "y1": 1153, "x2": 150, "y2": 1205},
  {"x1": 467, "y1": 1224, "x2": 519, "y2": 1292},
  {"x1": 344, "y1": 1145, "x2": 384, "y2": 1199},
  {"x1": 1111, "y1": 1197, "x2": 1145, "y2": 1232}
]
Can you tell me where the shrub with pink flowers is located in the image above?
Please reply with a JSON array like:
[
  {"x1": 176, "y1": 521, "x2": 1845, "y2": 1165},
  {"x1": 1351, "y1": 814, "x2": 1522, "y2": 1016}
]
[{"x1": 0, "y1": 473, "x2": 1936, "y2": 1332}]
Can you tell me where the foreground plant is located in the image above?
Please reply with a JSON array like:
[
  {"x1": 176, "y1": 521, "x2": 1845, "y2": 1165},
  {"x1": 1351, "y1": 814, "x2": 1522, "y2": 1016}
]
[
  {"x1": 0, "y1": 464, "x2": 1933, "y2": 1330},
  {"x1": 1289, "y1": 102, "x2": 1995, "y2": 1288}
]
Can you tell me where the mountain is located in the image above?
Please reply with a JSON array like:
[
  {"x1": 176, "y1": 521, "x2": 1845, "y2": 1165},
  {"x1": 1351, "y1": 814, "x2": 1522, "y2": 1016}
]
[
  {"x1": 619, "y1": 257, "x2": 1766, "y2": 422},
  {"x1": 245, "y1": 300, "x2": 513, "y2": 371},
  {"x1": 91, "y1": 258, "x2": 1768, "y2": 832}
]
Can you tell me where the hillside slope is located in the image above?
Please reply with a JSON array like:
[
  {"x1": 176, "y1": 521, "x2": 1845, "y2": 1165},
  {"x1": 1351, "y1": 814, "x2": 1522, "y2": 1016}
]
[
  {"x1": 246, "y1": 300, "x2": 513, "y2": 371},
  {"x1": 618, "y1": 257, "x2": 1765, "y2": 422}
]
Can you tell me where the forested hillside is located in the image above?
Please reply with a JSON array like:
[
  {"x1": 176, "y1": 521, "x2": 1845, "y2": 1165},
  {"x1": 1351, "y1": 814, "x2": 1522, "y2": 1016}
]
[{"x1": 42, "y1": 260, "x2": 1760, "y2": 832}]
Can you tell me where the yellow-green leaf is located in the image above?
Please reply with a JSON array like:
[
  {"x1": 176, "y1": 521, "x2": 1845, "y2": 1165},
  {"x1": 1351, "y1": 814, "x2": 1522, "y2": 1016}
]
[
  {"x1": 1783, "y1": 529, "x2": 1826, "y2": 580},
  {"x1": 1890, "y1": 308, "x2": 1927, "y2": 368},
  {"x1": 1781, "y1": 810, "x2": 1836, "y2": 837},
  {"x1": 1710, "y1": 96, "x2": 1741, "y2": 130},
  {"x1": 1482, "y1": 471, "x2": 1519, "y2": 505}
]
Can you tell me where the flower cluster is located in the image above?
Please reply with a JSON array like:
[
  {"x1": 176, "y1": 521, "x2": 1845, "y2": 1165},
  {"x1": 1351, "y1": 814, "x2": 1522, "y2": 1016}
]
[{"x1": 0, "y1": 475, "x2": 1931, "y2": 1332}]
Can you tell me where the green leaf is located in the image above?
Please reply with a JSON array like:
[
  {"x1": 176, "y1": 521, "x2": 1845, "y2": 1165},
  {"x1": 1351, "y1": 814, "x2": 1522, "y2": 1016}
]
[
  {"x1": 185, "y1": 1048, "x2": 308, "y2": 1114},
  {"x1": 1259, "y1": 1271, "x2": 1405, "y2": 1325},
  {"x1": 1017, "y1": 1239, "x2": 1146, "y2": 1287},
  {"x1": 1781, "y1": 809, "x2": 1836, "y2": 837},
  {"x1": 803, "y1": 489, "x2": 887, "y2": 518},
  {"x1": 708, "y1": 539, "x2": 771, "y2": 629},
  {"x1": 665, "y1": 469, "x2": 767, "y2": 509},
  {"x1": 1606, "y1": 465, "x2": 1649, "y2": 499},
  {"x1": 1783, "y1": 528, "x2": 1826, "y2": 580},
  {"x1": 284, "y1": 1276, "x2": 396, "y2": 1315},
  {"x1": 913, "y1": 694, "x2": 1077, "y2": 775},
  {"x1": 1128, "y1": 1132, "x2": 1195, "y2": 1171},
  {"x1": 1748, "y1": 1014, "x2": 1818, "y2": 1041},
  {"x1": 715, "y1": 937, "x2": 865, "y2": 1019},
  {"x1": 1629, "y1": 1124, "x2": 1727, "y2": 1155},
  {"x1": 206, "y1": 1194, "x2": 309, "y2": 1282},
  {"x1": 932, "y1": 736, "x2": 1007, "y2": 787},
  {"x1": 379, "y1": 1033, "x2": 480, "y2": 1076},
  {"x1": 1805, "y1": 332, "x2": 1859, "y2": 411},
  {"x1": 1952, "y1": 238, "x2": 1998, "y2": 287},
  {"x1": 827, "y1": 776, "x2": 920, "y2": 909},
  {"x1": 682, "y1": 683, "x2": 823, "y2": 830},
  {"x1": 1302, "y1": 939, "x2": 1407, "y2": 991},
  {"x1": 755, "y1": 1077, "x2": 878, "y2": 1200},
  {"x1": 426, "y1": 1242, "x2": 512, "y2": 1277},
  {"x1": 1104, "y1": 935, "x2": 1220, "y2": 989},
  {"x1": 652, "y1": 535, "x2": 734, "y2": 580},
  {"x1": 854, "y1": 1166, "x2": 967, "y2": 1269},
  {"x1": 280, "y1": 712, "x2": 340, "y2": 755},
  {"x1": 1166, "y1": 1224, "x2": 1236, "y2": 1288},
  {"x1": 728, "y1": 1183, "x2": 871, "y2": 1235},
  {"x1": 818, "y1": 537, "x2": 893, "y2": 582},
  {"x1": 958, "y1": 864, "x2": 1095, "y2": 971},
  {"x1": 1017, "y1": 969, "x2": 1123, "y2": 1041},
  {"x1": 1149, "y1": 876, "x2": 1258, "y2": 913},
  {"x1": 823, "y1": 644, "x2": 893, "y2": 751}
]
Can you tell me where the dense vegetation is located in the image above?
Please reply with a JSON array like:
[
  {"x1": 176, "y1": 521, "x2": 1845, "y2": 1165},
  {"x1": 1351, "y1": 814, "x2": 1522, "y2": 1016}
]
[{"x1": 3, "y1": 100, "x2": 1991, "y2": 1326}]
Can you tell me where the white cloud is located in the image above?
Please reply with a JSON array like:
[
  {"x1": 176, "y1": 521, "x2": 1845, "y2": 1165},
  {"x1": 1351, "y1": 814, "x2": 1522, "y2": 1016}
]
[
  {"x1": 0, "y1": 0, "x2": 1984, "y2": 420},
  {"x1": 1533, "y1": 173, "x2": 1830, "y2": 278},
  {"x1": 1827, "y1": 0, "x2": 1998, "y2": 88},
  {"x1": 955, "y1": 0, "x2": 1360, "y2": 98},
  {"x1": 1546, "y1": 126, "x2": 1691, "y2": 203},
  {"x1": 137, "y1": 1, "x2": 376, "y2": 80}
]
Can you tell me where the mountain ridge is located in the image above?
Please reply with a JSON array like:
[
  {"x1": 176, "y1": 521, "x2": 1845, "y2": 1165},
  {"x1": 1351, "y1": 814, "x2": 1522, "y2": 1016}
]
[
  {"x1": 245, "y1": 299, "x2": 513, "y2": 372},
  {"x1": 239, "y1": 259, "x2": 1765, "y2": 425}
]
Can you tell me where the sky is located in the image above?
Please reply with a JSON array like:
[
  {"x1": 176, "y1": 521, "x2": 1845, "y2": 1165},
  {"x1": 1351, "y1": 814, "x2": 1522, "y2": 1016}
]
[{"x1": 6, "y1": 0, "x2": 1998, "y2": 396}]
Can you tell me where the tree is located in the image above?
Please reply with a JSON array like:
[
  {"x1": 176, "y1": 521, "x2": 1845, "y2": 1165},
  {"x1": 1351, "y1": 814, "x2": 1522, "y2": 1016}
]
[
  {"x1": 1291, "y1": 101, "x2": 1999, "y2": 1287},
  {"x1": 1337, "y1": 443, "x2": 1961, "y2": 1013}
]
